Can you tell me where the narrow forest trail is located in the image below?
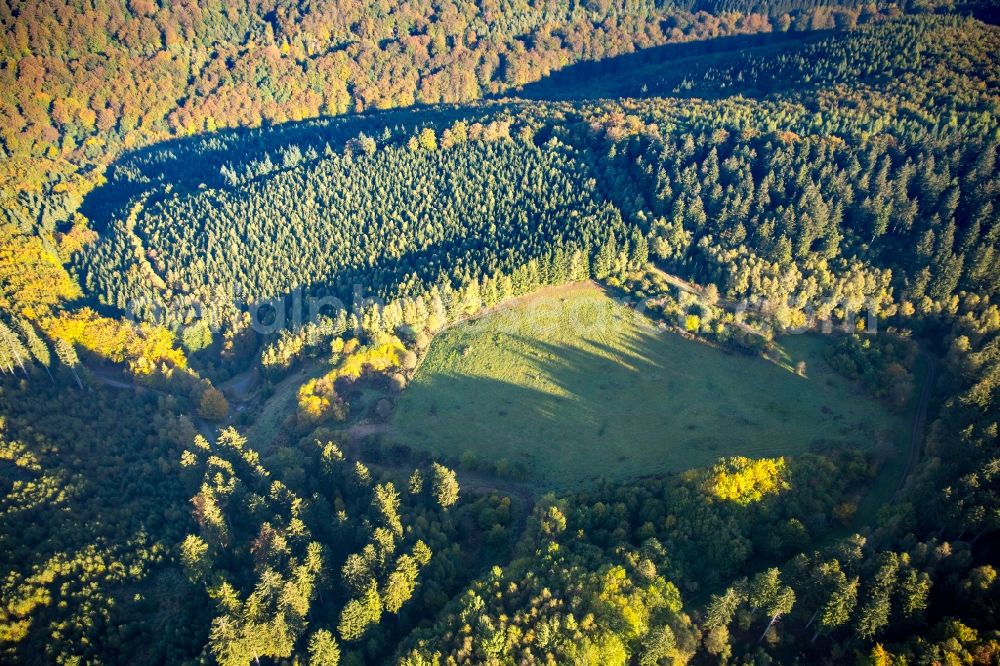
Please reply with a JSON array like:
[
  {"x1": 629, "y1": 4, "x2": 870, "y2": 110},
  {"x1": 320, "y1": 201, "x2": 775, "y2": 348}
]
[
  {"x1": 895, "y1": 351, "x2": 936, "y2": 497},
  {"x1": 89, "y1": 366, "x2": 138, "y2": 391}
]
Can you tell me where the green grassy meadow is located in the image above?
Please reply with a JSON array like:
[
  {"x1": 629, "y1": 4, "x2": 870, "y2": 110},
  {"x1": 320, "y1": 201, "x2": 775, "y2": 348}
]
[{"x1": 391, "y1": 282, "x2": 908, "y2": 489}]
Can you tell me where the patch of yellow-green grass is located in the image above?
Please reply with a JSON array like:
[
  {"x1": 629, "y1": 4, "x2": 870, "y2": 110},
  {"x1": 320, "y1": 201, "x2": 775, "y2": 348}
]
[
  {"x1": 248, "y1": 360, "x2": 330, "y2": 450},
  {"x1": 391, "y1": 282, "x2": 908, "y2": 490}
]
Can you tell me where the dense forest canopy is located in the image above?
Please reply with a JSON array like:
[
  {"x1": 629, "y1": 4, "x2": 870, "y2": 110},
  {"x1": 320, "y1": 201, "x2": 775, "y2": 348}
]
[
  {"x1": 1, "y1": 0, "x2": 863, "y2": 218},
  {"x1": 74, "y1": 15, "x2": 1000, "y2": 338},
  {"x1": 75, "y1": 118, "x2": 626, "y2": 327},
  {"x1": 1, "y1": 0, "x2": 1000, "y2": 665}
]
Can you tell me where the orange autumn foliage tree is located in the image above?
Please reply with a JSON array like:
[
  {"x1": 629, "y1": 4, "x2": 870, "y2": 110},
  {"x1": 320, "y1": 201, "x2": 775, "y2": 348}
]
[{"x1": 197, "y1": 384, "x2": 229, "y2": 421}]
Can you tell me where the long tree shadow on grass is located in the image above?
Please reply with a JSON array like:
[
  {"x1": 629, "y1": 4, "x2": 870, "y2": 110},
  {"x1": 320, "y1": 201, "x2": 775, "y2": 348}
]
[
  {"x1": 394, "y1": 321, "x2": 883, "y2": 593},
  {"x1": 394, "y1": 322, "x2": 875, "y2": 588},
  {"x1": 393, "y1": 327, "x2": 668, "y2": 489},
  {"x1": 393, "y1": 319, "x2": 878, "y2": 491}
]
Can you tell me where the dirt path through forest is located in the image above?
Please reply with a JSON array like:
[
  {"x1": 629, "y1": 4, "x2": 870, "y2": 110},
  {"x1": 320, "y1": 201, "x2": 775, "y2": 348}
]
[{"x1": 895, "y1": 351, "x2": 936, "y2": 496}]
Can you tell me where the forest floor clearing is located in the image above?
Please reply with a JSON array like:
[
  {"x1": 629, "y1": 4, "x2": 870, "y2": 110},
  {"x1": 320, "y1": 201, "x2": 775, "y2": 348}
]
[{"x1": 390, "y1": 282, "x2": 910, "y2": 490}]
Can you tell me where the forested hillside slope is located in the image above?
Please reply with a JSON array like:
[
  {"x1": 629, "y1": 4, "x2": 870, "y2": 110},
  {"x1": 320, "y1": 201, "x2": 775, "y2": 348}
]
[
  {"x1": 76, "y1": 16, "x2": 1000, "y2": 338},
  {"x1": 1, "y1": 2, "x2": 1000, "y2": 665},
  {"x1": 1, "y1": 0, "x2": 864, "y2": 231}
]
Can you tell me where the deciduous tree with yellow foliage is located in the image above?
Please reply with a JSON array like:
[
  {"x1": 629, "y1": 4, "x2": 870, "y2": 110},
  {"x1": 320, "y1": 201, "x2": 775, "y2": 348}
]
[{"x1": 703, "y1": 456, "x2": 789, "y2": 505}]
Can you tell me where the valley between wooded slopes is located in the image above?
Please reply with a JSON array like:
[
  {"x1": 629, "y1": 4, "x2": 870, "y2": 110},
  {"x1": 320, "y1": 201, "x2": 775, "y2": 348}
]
[{"x1": 2, "y1": 4, "x2": 999, "y2": 665}]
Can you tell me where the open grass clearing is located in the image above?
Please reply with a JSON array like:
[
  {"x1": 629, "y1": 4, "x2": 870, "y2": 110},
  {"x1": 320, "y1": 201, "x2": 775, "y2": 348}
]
[{"x1": 391, "y1": 282, "x2": 910, "y2": 490}]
